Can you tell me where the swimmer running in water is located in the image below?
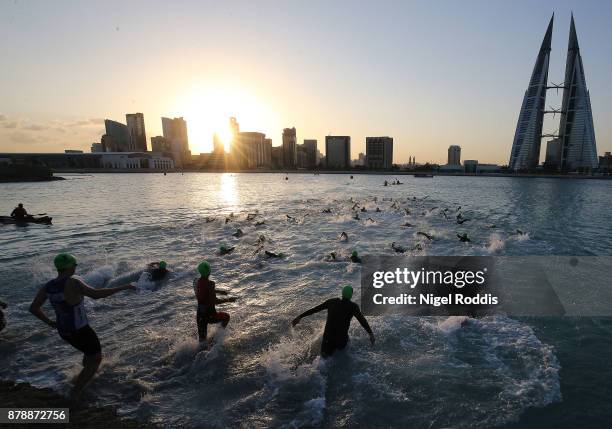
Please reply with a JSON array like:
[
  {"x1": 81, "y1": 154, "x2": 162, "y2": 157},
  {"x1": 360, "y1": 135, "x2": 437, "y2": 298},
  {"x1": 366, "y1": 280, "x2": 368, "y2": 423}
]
[
  {"x1": 194, "y1": 261, "x2": 237, "y2": 342},
  {"x1": 292, "y1": 286, "x2": 374, "y2": 358},
  {"x1": 29, "y1": 253, "x2": 135, "y2": 401}
]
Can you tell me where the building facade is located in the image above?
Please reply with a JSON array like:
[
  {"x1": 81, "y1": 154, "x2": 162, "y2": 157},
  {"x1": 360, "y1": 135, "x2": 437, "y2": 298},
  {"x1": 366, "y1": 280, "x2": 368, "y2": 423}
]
[
  {"x1": 557, "y1": 15, "x2": 598, "y2": 172},
  {"x1": 233, "y1": 132, "x2": 271, "y2": 169},
  {"x1": 104, "y1": 119, "x2": 129, "y2": 152},
  {"x1": 366, "y1": 136, "x2": 393, "y2": 169},
  {"x1": 447, "y1": 145, "x2": 461, "y2": 166},
  {"x1": 282, "y1": 128, "x2": 297, "y2": 168},
  {"x1": 126, "y1": 113, "x2": 147, "y2": 152},
  {"x1": 509, "y1": 15, "x2": 553, "y2": 171},
  {"x1": 162, "y1": 117, "x2": 190, "y2": 167},
  {"x1": 325, "y1": 136, "x2": 351, "y2": 169}
]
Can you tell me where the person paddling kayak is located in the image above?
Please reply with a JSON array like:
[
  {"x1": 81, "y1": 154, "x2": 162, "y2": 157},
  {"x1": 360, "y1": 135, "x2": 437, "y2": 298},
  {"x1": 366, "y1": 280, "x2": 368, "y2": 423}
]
[
  {"x1": 10, "y1": 203, "x2": 29, "y2": 220},
  {"x1": 29, "y1": 253, "x2": 135, "y2": 401},
  {"x1": 291, "y1": 286, "x2": 374, "y2": 358}
]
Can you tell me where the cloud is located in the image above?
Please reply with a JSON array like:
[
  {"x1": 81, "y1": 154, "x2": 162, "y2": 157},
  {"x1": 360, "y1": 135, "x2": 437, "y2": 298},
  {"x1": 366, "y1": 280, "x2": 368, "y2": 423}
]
[
  {"x1": 7, "y1": 132, "x2": 45, "y2": 144},
  {"x1": 2, "y1": 121, "x2": 18, "y2": 129},
  {"x1": 0, "y1": 114, "x2": 6, "y2": 121},
  {"x1": 22, "y1": 124, "x2": 50, "y2": 131}
]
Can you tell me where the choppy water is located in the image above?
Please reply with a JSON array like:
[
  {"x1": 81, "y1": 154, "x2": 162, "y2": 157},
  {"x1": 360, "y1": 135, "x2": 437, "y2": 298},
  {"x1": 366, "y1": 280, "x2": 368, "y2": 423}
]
[{"x1": 1, "y1": 173, "x2": 612, "y2": 428}]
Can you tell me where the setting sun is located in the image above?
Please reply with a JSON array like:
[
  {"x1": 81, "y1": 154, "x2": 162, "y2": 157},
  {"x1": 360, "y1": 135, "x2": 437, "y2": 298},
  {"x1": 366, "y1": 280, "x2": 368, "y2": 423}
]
[{"x1": 171, "y1": 83, "x2": 277, "y2": 154}]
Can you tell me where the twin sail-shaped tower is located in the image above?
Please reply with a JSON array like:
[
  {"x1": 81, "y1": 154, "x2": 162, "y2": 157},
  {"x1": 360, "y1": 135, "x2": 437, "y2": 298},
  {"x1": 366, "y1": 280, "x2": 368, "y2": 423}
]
[{"x1": 509, "y1": 14, "x2": 598, "y2": 172}]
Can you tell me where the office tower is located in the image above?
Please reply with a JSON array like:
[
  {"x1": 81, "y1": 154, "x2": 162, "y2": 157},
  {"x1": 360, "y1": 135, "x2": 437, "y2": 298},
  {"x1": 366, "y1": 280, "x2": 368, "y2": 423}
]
[
  {"x1": 325, "y1": 136, "x2": 351, "y2": 168},
  {"x1": 447, "y1": 145, "x2": 461, "y2": 165},
  {"x1": 282, "y1": 128, "x2": 297, "y2": 168},
  {"x1": 557, "y1": 15, "x2": 598, "y2": 171},
  {"x1": 126, "y1": 113, "x2": 147, "y2": 152},
  {"x1": 366, "y1": 136, "x2": 394, "y2": 169},
  {"x1": 509, "y1": 15, "x2": 553, "y2": 170},
  {"x1": 162, "y1": 117, "x2": 190, "y2": 167},
  {"x1": 104, "y1": 119, "x2": 129, "y2": 152},
  {"x1": 233, "y1": 132, "x2": 270, "y2": 169},
  {"x1": 302, "y1": 139, "x2": 317, "y2": 168}
]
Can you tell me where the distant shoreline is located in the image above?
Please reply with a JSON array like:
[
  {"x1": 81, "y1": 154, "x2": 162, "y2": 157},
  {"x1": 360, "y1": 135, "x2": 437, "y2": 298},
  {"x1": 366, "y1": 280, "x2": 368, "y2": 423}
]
[{"x1": 48, "y1": 168, "x2": 612, "y2": 180}]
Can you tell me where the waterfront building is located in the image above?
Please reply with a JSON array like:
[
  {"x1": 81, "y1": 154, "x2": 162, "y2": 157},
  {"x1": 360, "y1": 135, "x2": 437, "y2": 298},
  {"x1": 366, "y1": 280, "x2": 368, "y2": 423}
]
[
  {"x1": 557, "y1": 15, "x2": 598, "y2": 172},
  {"x1": 104, "y1": 119, "x2": 129, "y2": 152},
  {"x1": 325, "y1": 136, "x2": 351, "y2": 168},
  {"x1": 126, "y1": 113, "x2": 147, "y2": 152},
  {"x1": 151, "y1": 136, "x2": 171, "y2": 153},
  {"x1": 282, "y1": 128, "x2": 297, "y2": 168},
  {"x1": 447, "y1": 145, "x2": 461, "y2": 165},
  {"x1": 366, "y1": 137, "x2": 393, "y2": 169},
  {"x1": 509, "y1": 15, "x2": 553, "y2": 171},
  {"x1": 233, "y1": 132, "x2": 270, "y2": 169},
  {"x1": 162, "y1": 117, "x2": 190, "y2": 167},
  {"x1": 544, "y1": 138, "x2": 561, "y2": 169},
  {"x1": 302, "y1": 139, "x2": 317, "y2": 168}
]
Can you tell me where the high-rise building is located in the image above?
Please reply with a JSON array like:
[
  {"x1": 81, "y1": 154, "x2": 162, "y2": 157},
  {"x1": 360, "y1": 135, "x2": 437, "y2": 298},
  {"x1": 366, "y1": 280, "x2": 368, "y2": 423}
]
[
  {"x1": 233, "y1": 132, "x2": 270, "y2": 169},
  {"x1": 366, "y1": 137, "x2": 393, "y2": 169},
  {"x1": 302, "y1": 139, "x2": 317, "y2": 168},
  {"x1": 558, "y1": 15, "x2": 598, "y2": 171},
  {"x1": 509, "y1": 15, "x2": 553, "y2": 171},
  {"x1": 151, "y1": 136, "x2": 171, "y2": 153},
  {"x1": 543, "y1": 138, "x2": 561, "y2": 169},
  {"x1": 104, "y1": 119, "x2": 129, "y2": 152},
  {"x1": 282, "y1": 128, "x2": 297, "y2": 168},
  {"x1": 447, "y1": 145, "x2": 461, "y2": 165},
  {"x1": 162, "y1": 117, "x2": 190, "y2": 167},
  {"x1": 325, "y1": 136, "x2": 351, "y2": 168},
  {"x1": 126, "y1": 113, "x2": 147, "y2": 152}
]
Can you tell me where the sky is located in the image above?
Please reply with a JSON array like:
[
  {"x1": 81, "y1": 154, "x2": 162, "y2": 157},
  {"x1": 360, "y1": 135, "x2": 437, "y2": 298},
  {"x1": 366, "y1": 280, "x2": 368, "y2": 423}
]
[{"x1": 1, "y1": 0, "x2": 611, "y2": 164}]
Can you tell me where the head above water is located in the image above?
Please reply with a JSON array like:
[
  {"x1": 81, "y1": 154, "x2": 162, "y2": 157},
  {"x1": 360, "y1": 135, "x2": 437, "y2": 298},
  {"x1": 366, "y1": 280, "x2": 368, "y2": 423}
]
[
  {"x1": 351, "y1": 251, "x2": 358, "y2": 258},
  {"x1": 198, "y1": 261, "x2": 211, "y2": 277},
  {"x1": 54, "y1": 253, "x2": 77, "y2": 272},
  {"x1": 342, "y1": 285, "x2": 353, "y2": 300},
  {"x1": 159, "y1": 261, "x2": 167, "y2": 270}
]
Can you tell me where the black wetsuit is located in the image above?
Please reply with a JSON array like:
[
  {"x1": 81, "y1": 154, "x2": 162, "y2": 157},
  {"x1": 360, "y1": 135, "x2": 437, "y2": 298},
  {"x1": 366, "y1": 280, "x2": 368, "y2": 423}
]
[
  {"x1": 150, "y1": 268, "x2": 168, "y2": 281},
  {"x1": 297, "y1": 298, "x2": 373, "y2": 357}
]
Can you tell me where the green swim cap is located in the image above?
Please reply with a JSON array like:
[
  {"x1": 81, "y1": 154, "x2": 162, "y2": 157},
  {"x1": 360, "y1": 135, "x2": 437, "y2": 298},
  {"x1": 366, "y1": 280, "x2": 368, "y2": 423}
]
[
  {"x1": 54, "y1": 253, "x2": 77, "y2": 271},
  {"x1": 198, "y1": 261, "x2": 211, "y2": 277},
  {"x1": 159, "y1": 261, "x2": 167, "y2": 270},
  {"x1": 351, "y1": 251, "x2": 358, "y2": 257},
  {"x1": 342, "y1": 285, "x2": 353, "y2": 299},
  {"x1": 220, "y1": 244, "x2": 227, "y2": 251}
]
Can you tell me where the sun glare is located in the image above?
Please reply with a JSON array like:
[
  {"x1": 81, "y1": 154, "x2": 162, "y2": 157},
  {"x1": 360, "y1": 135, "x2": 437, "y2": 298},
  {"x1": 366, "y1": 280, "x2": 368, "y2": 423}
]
[{"x1": 171, "y1": 84, "x2": 275, "y2": 154}]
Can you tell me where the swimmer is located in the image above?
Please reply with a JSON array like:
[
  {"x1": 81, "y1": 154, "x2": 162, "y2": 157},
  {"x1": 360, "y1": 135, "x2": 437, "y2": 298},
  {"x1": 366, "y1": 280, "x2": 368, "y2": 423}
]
[
  {"x1": 291, "y1": 286, "x2": 374, "y2": 358},
  {"x1": 219, "y1": 245, "x2": 236, "y2": 255},
  {"x1": 457, "y1": 233, "x2": 471, "y2": 243}
]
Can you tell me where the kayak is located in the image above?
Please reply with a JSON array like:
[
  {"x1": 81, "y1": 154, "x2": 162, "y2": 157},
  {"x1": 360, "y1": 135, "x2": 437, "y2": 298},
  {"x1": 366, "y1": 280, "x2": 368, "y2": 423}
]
[{"x1": 0, "y1": 216, "x2": 53, "y2": 225}]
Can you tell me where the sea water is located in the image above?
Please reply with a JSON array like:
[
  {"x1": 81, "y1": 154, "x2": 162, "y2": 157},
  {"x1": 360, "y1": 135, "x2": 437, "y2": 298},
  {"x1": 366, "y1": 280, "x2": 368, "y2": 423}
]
[{"x1": 1, "y1": 173, "x2": 612, "y2": 428}]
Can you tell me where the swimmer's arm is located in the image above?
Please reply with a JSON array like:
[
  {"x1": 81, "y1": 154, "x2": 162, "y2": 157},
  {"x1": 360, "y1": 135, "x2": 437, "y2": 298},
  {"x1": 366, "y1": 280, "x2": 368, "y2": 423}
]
[
  {"x1": 292, "y1": 301, "x2": 329, "y2": 326},
  {"x1": 29, "y1": 288, "x2": 56, "y2": 328},
  {"x1": 76, "y1": 278, "x2": 136, "y2": 299},
  {"x1": 215, "y1": 289, "x2": 229, "y2": 296},
  {"x1": 353, "y1": 307, "x2": 375, "y2": 345}
]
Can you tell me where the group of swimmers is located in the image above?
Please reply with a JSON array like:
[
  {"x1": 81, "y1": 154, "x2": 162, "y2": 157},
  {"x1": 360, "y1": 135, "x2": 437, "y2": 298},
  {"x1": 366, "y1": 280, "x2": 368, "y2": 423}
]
[{"x1": 21, "y1": 252, "x2": 374, "y2": 402}]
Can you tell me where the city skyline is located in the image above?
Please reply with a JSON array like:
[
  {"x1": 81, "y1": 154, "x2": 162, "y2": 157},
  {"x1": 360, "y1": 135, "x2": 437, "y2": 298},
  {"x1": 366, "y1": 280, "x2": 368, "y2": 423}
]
[{"x1": 1, "y1": 1, "x2": 612, "y2": 164}]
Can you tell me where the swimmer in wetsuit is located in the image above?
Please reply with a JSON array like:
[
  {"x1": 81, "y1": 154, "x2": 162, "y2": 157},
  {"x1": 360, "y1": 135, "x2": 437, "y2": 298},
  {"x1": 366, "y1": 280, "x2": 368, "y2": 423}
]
[
  {"x1": 29, "y1": 253, "x2": 135, "y2": 401},
  {"x1": 194, "y1": 261, "x2": 237, "y2": 342},
  {"x1": 147, "y1": 261, "x2": 169, "y2": 281},
  {"x1": 291, "y1": 286, "x2": 374, "y2": 358}
]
